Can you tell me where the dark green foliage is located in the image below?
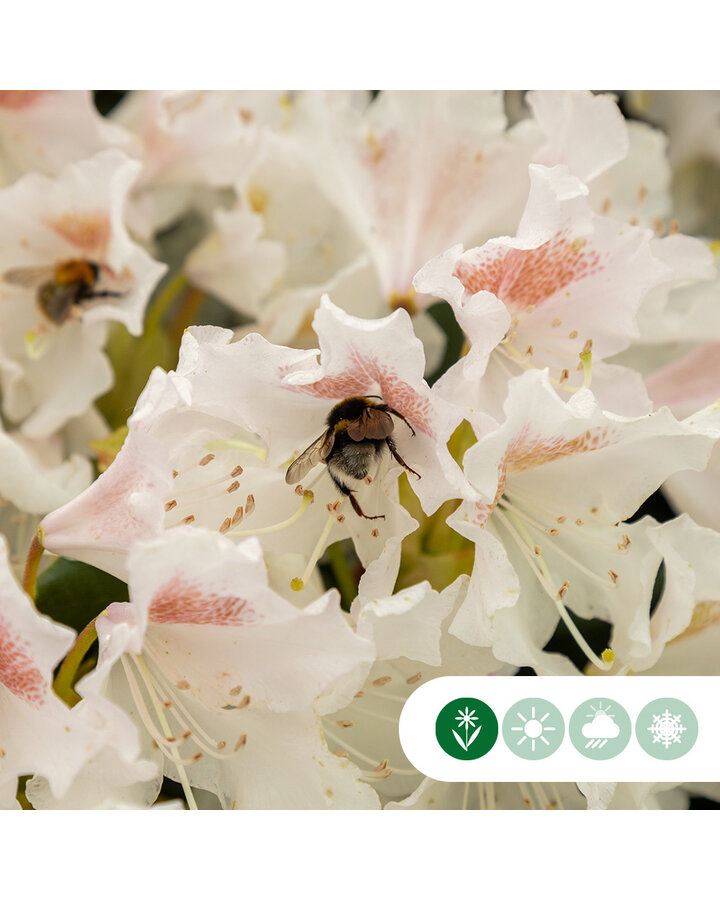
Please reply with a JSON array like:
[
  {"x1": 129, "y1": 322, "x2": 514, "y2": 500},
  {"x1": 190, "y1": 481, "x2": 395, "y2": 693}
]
[{"x1": 35, "y1": 558, "x2": 129, "y2": 633}]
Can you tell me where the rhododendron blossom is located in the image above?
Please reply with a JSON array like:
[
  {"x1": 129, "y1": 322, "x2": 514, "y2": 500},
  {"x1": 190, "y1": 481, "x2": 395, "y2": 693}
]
[
  {"x1": 0, "y1": 536, "x2": 154, "y2": 809},
  {"x1": 2, "y1": 89, "x2": 720, "y2": 814},
  {"x1": 36, "y1": 529, "x2": 376, "y2": 809},
  {"x1": 0, "y1": 91, "x2": 130, "y2": 187},
  {"x1": 415, "y1": 164, "x2": 676, "y2": 418},
  {"x1": 446, "y1": 370, "x2": 719, "y2": 673},
  {"x1": 39, "y1": 296, "x2": 469, "y2": 599},
  {"x1": 0, "y1": 149, "x2": 165, "y2": 439}
]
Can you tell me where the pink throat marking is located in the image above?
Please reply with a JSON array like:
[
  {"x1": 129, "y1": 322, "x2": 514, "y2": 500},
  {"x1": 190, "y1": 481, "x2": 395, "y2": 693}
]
[
  {"x1": 0, "y1": 91, "x2": 48, "y2": 111},
  {"x1": 42, "y1": 211, "x2": 112, "y2": 256},
  {"x1": 455, "y1": 231, "x2": 604, "y2": 312},
  {"x1": 0, "y1": 615, "x2": 47, "y2": 708},
  {"x1": 149, "y1": 577, "x2": 260, "y2": 626},
  {"x1": 282, "y1": 346, "x2": 435, "y2": 437},
  {"x1": 473, "y1": 425, "x2": 614, "y2": 525}
]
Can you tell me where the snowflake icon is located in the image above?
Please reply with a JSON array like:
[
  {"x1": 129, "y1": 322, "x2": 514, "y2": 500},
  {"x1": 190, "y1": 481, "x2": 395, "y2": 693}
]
[{"x1": 648, "y1": 708, "x2": 687, "y2": 749}]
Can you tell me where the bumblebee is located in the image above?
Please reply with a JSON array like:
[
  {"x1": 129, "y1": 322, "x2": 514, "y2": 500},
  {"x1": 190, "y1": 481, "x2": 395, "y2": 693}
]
[
  {"x1": 285, "y1": 395, "x2": 420, "y2": 519},
  {"x1": 2, "y1": 259, "x2": 125, "y2": 325}
]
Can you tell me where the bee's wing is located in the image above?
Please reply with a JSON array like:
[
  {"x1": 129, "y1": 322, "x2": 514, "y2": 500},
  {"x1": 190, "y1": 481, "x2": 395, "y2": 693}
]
[
  {"x1": 285, "y1": 429, "x2": 335, "y2": 484},
  {"x1": 2, "y1": 265, "x2": 54, "y2": 288},
  {"x1": 39, "y1": 284, "x2": 77, "y2": 325},
  {"x1": 353, "y1": 407, "x2": 394, "y2": 440}
]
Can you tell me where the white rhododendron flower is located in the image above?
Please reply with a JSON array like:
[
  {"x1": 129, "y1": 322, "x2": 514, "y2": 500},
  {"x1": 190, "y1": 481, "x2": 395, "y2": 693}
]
[
  {"x1": 0, "y1": 426, "x2": 92, "y2": 515},
  {"x1": 646, "y1": 343, "x2": 720, "y2": 530},
  {"x1": 588, "y1": 514, "x2": 720, "y2": 675},
  {"x1": 527, "y1": 90, "x2": 673, "y2": 228},
  {"x1": 415, "y1": 164, "x2": 673, "y2": 418},
  {"x1": 188, "y1": 91, "x2": 671, "y2": 355},
  {"x1": 325, "y1": 576, "x2": 507, "y2": 803},
  {"x1": 527, "y1": 90, "x2": 630, "y2": 186},
  {"x1": 39, "y1": 529, "x2": 376, "y2": 809},
  {"x1": 296, "y1": 91, "x2": 537, "y2": 314},
  {"x1": 0, "y1": 91, "x2": 130, "y2": 187},
  {"x1": 185, "y1": 119, "x2": 363, "y2": 333},
  {"x1": 446, "y1": 369, "x2": 718, "y2": 673},
  {"x1": 40, "y1": 296, "x2": 467, "y2": 597},
  {"x1": 185, "y1": 205, "x2": 286, "y2": 318},
  {"x1": 181, "y1": 295, "x2": 470, "y2": 515},
  {"x1": 0, "y1": 149, "x2": 166, "y2": 439},
  {"x1": 38, "y1": 357, "x2": 416, "y2": 596},
  {"x1": 113, "y1": 90, "x2": 289, "y2": 239},
  {"x1": 631, "y1": 236, "x2": 718, "y2": 347},
  {"x1": 0, "y1": 536, "x2": 152, "y2": 808},
  {"x1": 1, "y1": 89, "x2": 720, "y2": 813},
  {"x1": 625, "y1": 91, "x2": 720, "y2": 236}
]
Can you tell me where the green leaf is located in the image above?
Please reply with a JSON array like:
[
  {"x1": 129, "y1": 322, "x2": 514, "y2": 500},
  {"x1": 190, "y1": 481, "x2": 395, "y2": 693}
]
[
  {"x1": 35, "y1": 558, "x2": 129, "y2": 633},
  {"x1": 97, "y1": 322, "x2": 178, "y2": 430},
  {"x1": 425, "y1": 300, "x2": 465, "y2": 387}
]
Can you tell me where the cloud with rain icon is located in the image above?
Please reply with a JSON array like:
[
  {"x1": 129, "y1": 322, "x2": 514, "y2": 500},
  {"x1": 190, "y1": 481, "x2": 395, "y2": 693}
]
[{"x1": 582, "y1": 710, "x2": 620, "y2": 749}]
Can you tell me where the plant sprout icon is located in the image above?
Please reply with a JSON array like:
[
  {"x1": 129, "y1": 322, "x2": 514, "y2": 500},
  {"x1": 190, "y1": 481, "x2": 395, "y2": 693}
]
[
  {"x1": 510, "y1": 704, "x2": 557, "y2": 752},
  {"x1": 453, "y1": 706, "x2": 482, "y2": 752}
]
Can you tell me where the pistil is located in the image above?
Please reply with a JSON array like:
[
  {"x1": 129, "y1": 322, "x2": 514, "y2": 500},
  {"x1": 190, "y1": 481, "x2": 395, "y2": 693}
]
[{"x1": 290, "y1": 510, "x2": 338, "y2": 592}]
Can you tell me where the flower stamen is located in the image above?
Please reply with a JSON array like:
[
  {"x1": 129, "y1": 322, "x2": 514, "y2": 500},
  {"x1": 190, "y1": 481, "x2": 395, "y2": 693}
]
[
  {"x1": 204, "y1": 438, "x2": 267, "y2": 461},
  {"x1": 493, "y1": 508, "x2": 613, "y2": 671},
  {"x1": 120, "y1": 655, "x2": 199, "y2": 809},
  {"x1": 227, "y1": 489, "x2": 314, "y2": 539},
  {"x1": 498, "y1": 498, "x2": 622, "y2": 589}
]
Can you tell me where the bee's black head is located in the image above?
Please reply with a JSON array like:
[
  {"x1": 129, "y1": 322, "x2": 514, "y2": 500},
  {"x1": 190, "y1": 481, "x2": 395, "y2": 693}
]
[{"x1": 326, "y1": 395, "x2": 380, "y2": 428}]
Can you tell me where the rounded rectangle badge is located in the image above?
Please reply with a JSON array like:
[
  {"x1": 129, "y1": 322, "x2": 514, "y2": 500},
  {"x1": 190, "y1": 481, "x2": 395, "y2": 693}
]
[{"x1": 399, "y1": 676, "x2": 713, "y2": 781}]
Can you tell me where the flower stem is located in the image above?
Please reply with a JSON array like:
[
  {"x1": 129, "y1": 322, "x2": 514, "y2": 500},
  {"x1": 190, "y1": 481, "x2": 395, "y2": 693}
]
[
  {"x1": 22, "y1": 530, "x2": 44, "y2": 600},
  {"x1": 53, "y1": 613, "x2": 106, "y2": 707},
  {"x1": 145, "y1": 271, "x2": 188, "y2": 334},
  {"x1": 169, "y1": 287, "x2": 206, "y2": 344}
]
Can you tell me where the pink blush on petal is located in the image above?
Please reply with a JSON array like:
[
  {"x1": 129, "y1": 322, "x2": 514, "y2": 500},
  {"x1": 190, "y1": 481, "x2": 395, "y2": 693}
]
[
  {"x1": 471, "y1": 425, "x2": 615, "y2": 525},
  {"x1": 291, "y1": 370, "x2": 373, "y2": 401},
  {"x1": 0, "y1": 615, "x2": 47, "y2": 708},
  {"x1": 0, "y1": 91, "x2": 49, "y2": 111},
  {"x1": 506, "y1": 424, "x2": 615, "y2": 474},
  {"x1": 287, "y1": 346, "x2": 435, "y2": 437},
  {"x1": 43, "y1": 211, "x2": 111, "y2": 256},
  {"x1": 455, "y1": 232, "x2": 605, "y2": 313},
  {"x1": 149, "y1": 576, "x2": 261, "y2": 627}
]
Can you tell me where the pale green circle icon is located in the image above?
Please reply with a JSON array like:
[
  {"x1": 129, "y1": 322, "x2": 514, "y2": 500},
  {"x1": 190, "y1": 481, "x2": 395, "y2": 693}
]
[
  {"x1": 569, "y1": 698, "x2": 631, "y2": 760},
  {"x1": 502, "y1": 698, "x2": 565, "y2": 759},
  {"x1": 636, "y1": 698, "x2": 698, "y2": 760}
]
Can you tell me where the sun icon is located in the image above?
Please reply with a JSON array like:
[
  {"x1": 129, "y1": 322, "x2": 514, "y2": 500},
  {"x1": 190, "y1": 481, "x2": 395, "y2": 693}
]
[{"x1": 509, "y1": 704, "x2": 558, "y2": 752}]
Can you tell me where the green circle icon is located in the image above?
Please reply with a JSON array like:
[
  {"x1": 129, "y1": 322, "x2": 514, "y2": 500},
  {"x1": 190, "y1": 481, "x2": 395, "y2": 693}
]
[
  {"x1": 435, "y1": 697, "x2": 498, "y2": 760},
  {"x1": 502, "y1": 698, "x2": 565, "y2": 759},
  {"x1": 569, "y1": 698, "x2": 631, "y2": 760},
  {"x1": 635, "y1": 698, "x2": 698, "y2": 760}
]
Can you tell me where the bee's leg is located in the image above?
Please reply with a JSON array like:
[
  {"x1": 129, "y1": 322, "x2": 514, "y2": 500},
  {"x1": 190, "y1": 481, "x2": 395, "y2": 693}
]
[
  {"x1": 88, "y1": 290, "x2": 127, "y2": 300},
  {"x1": 386, "y1": 408, "x2": 416, "y2": 437},
  {"x1": 385, "y1": 437, "x2": 420, "y2": 479},
  {"x1": 329, "y1": 472, "x2": 385, "y2": 520}
]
